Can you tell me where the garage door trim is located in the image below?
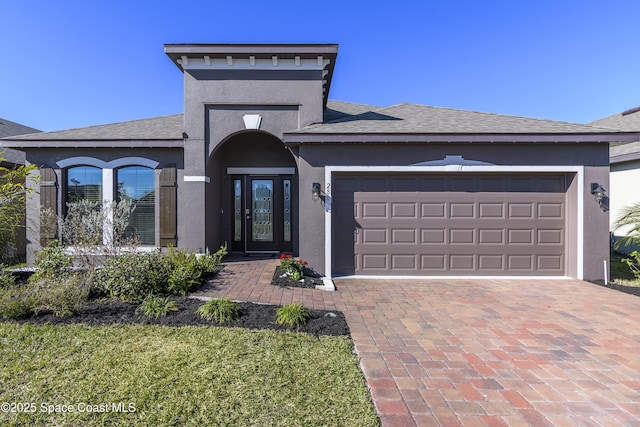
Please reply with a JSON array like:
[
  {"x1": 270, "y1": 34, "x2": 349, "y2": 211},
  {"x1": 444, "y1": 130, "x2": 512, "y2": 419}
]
[{"x1": 324, "y1": 165, "x2": 584, "y2": 280}]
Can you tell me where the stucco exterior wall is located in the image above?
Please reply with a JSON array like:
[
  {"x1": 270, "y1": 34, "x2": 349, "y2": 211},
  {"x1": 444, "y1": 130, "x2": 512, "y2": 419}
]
[
  {"x1": 179, "y1": 71, "x2": 324, "y2": 252},
  {"x1": 296, "y1": 142, "x2": 609, "y2": 281}
]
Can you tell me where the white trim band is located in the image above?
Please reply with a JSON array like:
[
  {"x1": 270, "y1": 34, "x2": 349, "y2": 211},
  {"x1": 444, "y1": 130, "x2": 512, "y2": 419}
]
[
  {"x1": 56, "y1": 156, "x2": 159, "y2": 169},
  {"x1": 184, "y1": 176, "x2": 211, "y2": 183}
]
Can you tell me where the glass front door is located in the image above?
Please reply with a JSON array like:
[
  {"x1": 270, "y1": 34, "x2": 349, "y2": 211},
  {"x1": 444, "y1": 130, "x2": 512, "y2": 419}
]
[{"x1": 231, "y1": 175, "x2": 293, "y2": 253}]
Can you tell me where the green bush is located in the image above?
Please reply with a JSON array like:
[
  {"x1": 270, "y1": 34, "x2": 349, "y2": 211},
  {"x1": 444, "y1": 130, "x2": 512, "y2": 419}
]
[
  {"x1": 198, "y1": 244, "x2": 227, "y2": 274},
  {"x1": 166, "y1": 245, "x2": 228, "y2": 295},
  {"x1": 166, "y1": 248, "x2": 203, "y2": 295},
  {"x1": 31, "y1": 273, "x2": 89, "y2": 317},
  {"x1": 30, "y1": 243, "x2": 72, "y2": 282},
  {"x1": 94, "y1": 251, "x2": 170, "y2": 302},
  {"x1": 137, "y1": 294, "x2": 178, "y2": 319},
  {"x1": 621, "y1": 251, "x2": 640, "y2": 279},
  {"x1": 276, "y1": 302, "x2": 309, "y2": 327},
  {"x1": 0, "y1": 267, "x2": 16, "y2": 288},
  {"x1": 0, "y1": 286, "x2": 35, "y2": 319},
  {"x1": 196, "y1": 297, "x2": 239, "y2": 324}
]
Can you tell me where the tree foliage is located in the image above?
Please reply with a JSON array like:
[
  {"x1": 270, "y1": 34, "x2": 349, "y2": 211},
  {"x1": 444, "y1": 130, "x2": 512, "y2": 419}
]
[
  {"x1": 612, "y1": 202, "x2": 640, "y2": 250},
  {"x1": 0, "y1": 153, "x2": 37, "y2": 262}
]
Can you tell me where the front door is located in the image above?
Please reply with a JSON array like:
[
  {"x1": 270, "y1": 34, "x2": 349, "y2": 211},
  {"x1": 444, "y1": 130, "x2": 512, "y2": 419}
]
[{"x1": 231, "y1": 175, "x2": 293, "y2": 253}]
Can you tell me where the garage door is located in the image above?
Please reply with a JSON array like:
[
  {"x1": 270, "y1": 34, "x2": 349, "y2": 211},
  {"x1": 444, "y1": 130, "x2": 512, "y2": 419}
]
[{"x1": 332, "y1": 173, "x2": 568, "y2": 276}]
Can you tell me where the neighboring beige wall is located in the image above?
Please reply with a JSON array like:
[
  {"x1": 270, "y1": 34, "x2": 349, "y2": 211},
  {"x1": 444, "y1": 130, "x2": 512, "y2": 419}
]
[{"x1": 610, "y1": 161, "x2": 640, "y2": 237}]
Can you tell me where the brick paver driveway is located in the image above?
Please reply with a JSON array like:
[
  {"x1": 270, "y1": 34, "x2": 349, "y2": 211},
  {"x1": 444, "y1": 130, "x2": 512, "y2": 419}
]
[
  {"x1": 336, "y1": 278, "x2": 640, "y2": 426},
  {"x1": 194, "y1": 260, "x2": 640, "y2": 426}
]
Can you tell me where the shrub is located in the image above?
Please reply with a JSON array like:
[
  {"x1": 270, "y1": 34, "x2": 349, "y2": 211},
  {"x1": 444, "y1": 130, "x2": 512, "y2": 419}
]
[
  {"x1": 621, "y1": 251, "x2": 640, "y2": 279},
  {"x1": 166, "y1": 248, "x2": 203, "y2": 295},
  {"x1": 94, "y1": 251, "x2": 170, "y2": 302},
  {"x1": 0, "y1": 266, "x2": 16, "y2": 288},
  {"x1": 0, "y1": 286, "x2": 35, "y2": 319},
  {"x1": 138, "y1": 294, "x2": 178, "y2": 319},
  {"x1": 279, "y1": 254, "x2": 308, "y2": 281},
  {"x1": 196, "y1": 297, "x2": 239, "y2": 324},
  {"x1": 167, "y1": 265, "x2": 201, "y2": 295},
  {"x1": 0, "y1": 156, "x2": 37, "y2": 264},
  {"x1": 31, "y1": 273, "x2": 89, "y2": 317},
  {"x1": 30, "y1": 243, "x2": 72, "y2": 282},
  {"x1": 166, "y1": 245, "x2": 228, "y2": 295},
  {"x1": 198, "y1": 244, "x2": 228, "y2": 274},
  {"x1": 276, "y1": 302, "x2": 309, "y2": 327}
]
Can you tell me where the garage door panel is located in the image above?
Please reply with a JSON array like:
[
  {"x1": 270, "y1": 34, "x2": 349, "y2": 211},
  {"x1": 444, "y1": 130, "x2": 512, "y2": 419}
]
[
  {"x1": 479, "y1": 255, "x2": 504, "y2": 270},
  {"x1": 362, "y1": 202, "x2": 387, "y2": 218},
  {"x1": 333, "y1": 173, "x2": 568, "y2": 276},
  {"x1": 479, "y1": 229, "x2": 504, "y2": 244},
  {"x1": 391, "y1": 229, "x2": 417, "y2": 244},
  {"x1": 361, "y1": 228, "x2": 387, "y2": 244},
  {"x1": 421, "y1": 229, "x2": 446, "y2": 244},
  {"x1": 479, "y1": 203, "x2": 505, "y2": 218},
  {"x1": 450, "y1": 229, "x2": 475, "y2": 244},
  {"x1": 422, "y1": 203, "x2": 447, "y2": 218},
  {"x1": 538, "y1": 203, "x2": 563, "y2": 218},
  {"x1": 391, "y1": 203, "x2": 418, "y2": 218}
]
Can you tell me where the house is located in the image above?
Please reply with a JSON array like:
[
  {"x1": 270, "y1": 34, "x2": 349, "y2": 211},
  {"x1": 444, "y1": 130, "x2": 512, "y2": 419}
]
[
  {"x1": 0, "y1": 118, "x2": 41, "y2": 261},
  {"x1": 589, "y1": 107, "x2": 640, "y2": 251},
  {"x1": 2, "y1": 43, "x2": 638, "y2": 282},
  {"x1": 0, "y1": 118, "x2": 40, "y2": 167}
]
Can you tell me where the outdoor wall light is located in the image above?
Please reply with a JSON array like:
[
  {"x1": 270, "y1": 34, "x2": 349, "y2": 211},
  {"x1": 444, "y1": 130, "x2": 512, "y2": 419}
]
[
  {"x1": 312, "y1": 182, "x2": 322, "y2": 197},
  {"x1": 591, "y1": 183, "x2": 608, "y2": 212}
]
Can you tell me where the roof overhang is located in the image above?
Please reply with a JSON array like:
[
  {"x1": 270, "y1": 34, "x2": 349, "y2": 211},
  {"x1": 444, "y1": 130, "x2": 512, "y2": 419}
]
[
  {"x1": 0, "y1": 140, "x2": 184, "y2": 149},
  {"x1": 164, "y1": 43, "x2": 338, "y2": 108},
  {"x1": 283, "y1": 132, "x2": 640, "y2": 145}
]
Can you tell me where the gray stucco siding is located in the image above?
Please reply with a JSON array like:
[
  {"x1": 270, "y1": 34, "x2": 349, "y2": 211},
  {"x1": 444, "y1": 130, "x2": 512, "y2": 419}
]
[{"x1": 296, "y1": 142, "x2": 609, "y2": 281}]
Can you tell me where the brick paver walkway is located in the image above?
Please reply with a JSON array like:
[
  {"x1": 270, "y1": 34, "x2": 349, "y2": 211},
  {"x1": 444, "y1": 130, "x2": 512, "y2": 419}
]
[{"x1": 194, "y1": 258, "x2": 640, "y2": 426}]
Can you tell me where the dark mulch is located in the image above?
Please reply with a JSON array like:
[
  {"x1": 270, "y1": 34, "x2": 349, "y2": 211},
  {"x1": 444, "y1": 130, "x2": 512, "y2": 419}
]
[
  {"x1": 271, "y1": 266, "x2": 323, "y2": 289},
  {"x1": 10, "y1": 297, "x2": 350, "y2": 337},
  {"x1": 590, "y1": 280, "x2": 640, "y2": 297}
]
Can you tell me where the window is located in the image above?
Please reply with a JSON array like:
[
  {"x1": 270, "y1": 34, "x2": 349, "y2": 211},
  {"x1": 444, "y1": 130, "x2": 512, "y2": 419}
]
[
  {"x1": 66, "y1": 166, "x2": 102, "y2": 203},
  {"x1": 62, "y1": 161, "x2": 158, "y2": 246},
  {"x1": 117, "y1": 166, "x2": 155, "y2": 245}
]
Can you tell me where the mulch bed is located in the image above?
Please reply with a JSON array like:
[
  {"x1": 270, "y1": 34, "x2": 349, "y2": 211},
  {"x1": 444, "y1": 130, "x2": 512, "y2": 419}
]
[
  {"x1": 590, "y1": 280, "x2": 640, "y2": 297},
  {"x1": 271, "y1": 266, "x2": 323, "y2": 289},
  {"x1": 8, "y1": 297, "x2": 350, "y2": 337}
]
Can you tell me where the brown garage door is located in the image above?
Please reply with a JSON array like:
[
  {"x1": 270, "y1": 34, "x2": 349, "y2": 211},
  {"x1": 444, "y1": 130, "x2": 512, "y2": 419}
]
[{"x1": 332, "y1": 173, "x2": 568, "y2": 276}]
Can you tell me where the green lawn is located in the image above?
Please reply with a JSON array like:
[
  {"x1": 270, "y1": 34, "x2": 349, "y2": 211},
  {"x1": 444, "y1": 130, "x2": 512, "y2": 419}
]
[{"x1": 0, "y1": 324, "x2": 379, "y2": 426}]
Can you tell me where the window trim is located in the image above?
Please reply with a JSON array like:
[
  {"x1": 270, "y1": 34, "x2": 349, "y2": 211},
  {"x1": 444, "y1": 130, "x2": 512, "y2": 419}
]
[{"x1": 60, "y1": 157, "x2": 159, "y2": 246}]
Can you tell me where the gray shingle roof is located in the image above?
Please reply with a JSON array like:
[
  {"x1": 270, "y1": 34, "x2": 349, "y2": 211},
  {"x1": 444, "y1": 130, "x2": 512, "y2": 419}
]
[
  {"x1": 295, "y1": 102, "x2": 622, "y2": 134},
  {"x1": 324, "y1": 100, "x2": 381, "y2": 122},
  {"x1": 0, "y1": 118, "x2": 40, "y2": 165},
  {"x1": 0, "y1": 118, "x2": 40, "y2": 138},
  {"x1": 2, "y1": 114, "x2": 183, "y2": 141},
  {"x1": 589, "y1": 107, "x2": 640, "y2": 131}
]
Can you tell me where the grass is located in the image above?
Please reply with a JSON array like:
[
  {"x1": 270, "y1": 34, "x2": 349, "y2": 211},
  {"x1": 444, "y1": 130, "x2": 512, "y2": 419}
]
[
  {"x1": 0, "y1": 324, "x2": 379, "y2": 426},
  {"x1": 610, "y1": 251, "x2": 640, "y2": 287}
]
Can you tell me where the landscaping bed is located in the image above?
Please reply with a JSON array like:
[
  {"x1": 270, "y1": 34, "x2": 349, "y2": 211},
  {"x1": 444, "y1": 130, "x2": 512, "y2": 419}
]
[
  {"x1": 9, "y1": 296, "x2": 349, "y2": 336},
  {"x1": 271, "y1": 265, "x2": 322, "y2": 288}
]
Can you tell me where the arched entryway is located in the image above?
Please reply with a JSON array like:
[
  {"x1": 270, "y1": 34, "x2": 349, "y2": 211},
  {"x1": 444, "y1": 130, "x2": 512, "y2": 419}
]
[{"x1": 207, "y1": 131, "x2": 297, "y2": 254}]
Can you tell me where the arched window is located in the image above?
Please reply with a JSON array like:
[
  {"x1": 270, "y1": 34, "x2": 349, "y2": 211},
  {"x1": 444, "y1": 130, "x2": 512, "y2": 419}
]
[
  {"x1": 66, "y1": 166, "x2": 102, "y2": 203},
  {"x1": 117, "y1": 166, "x2": 155, "y2": 245}
]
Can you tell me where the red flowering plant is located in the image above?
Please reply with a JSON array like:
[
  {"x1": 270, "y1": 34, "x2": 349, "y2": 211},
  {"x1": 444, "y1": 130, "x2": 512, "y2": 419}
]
[{"x1": 279, "y1": 254, "x2": 308, "y2": 281}]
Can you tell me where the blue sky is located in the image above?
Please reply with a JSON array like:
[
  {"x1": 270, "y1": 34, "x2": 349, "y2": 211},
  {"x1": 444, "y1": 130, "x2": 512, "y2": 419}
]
[{"x1": 1, "y1": 0, "x2": 639, "y2": 132}]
